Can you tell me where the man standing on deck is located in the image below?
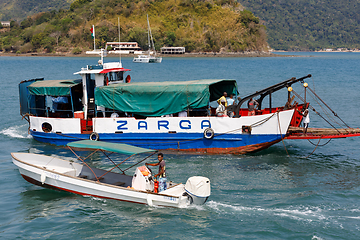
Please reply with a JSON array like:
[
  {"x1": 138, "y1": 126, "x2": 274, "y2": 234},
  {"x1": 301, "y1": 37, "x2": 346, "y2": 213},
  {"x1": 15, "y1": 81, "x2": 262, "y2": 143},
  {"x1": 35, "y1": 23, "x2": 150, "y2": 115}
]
[
  {"x1": 247, "y1": 98, "x2": 258, "y2": 116},
  {"x1": 216, "y1": 99, "x2": 227, "y2": 117},
  {"x1": 301, "y1": 109, "x2": 310, "y2": 135},
  {"x1": 227, "y1": 94, "x2": 235, "y2": 117},
  {"x1": 217, "y1": 92, "x2": 228, "y2": 107},
  {"x1": 297, "y1": 108, "x2": 310, "y2": 134},
  {"x1": 146, "y1": 153, "x2": 167, "y2": 192},
  {"x1": 227, "y1": 94, "x2": 235, "y2": 106}
]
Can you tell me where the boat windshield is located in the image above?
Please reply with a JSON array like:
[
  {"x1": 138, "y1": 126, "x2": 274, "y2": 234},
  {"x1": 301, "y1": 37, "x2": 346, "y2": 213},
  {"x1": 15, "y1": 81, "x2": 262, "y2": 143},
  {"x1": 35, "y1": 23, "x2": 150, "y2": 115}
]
[
  {"x1": 67, "y1": 140, "x2": 158, "y2": 179},
  {"x1": 67, "y1": 140, "x2": 156, "y2": 155}
]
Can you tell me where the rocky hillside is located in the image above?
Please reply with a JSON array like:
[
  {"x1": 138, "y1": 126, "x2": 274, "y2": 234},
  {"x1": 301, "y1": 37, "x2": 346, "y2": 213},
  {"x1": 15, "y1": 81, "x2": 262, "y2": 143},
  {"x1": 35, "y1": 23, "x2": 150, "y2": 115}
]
[
  {"x1": 0, "y1": 0, "x2": 269, "y2": 54},
  {"x1": 0, "y1": 0, "x2": 74, "y2": 21}
]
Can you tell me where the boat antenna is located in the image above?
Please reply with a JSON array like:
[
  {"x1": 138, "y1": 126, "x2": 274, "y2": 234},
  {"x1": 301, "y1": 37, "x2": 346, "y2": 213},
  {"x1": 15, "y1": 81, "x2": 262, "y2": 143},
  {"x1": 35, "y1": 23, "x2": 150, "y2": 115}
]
[
  {"x1": 147, "y1": 14, "x2": 151, "y2": 54},
  {"x1": 118, "y1": 17, "x2": 121, "y2": 64},
  {"x1": 147, "y1": 14, "x2": 156, "y2": 56}
]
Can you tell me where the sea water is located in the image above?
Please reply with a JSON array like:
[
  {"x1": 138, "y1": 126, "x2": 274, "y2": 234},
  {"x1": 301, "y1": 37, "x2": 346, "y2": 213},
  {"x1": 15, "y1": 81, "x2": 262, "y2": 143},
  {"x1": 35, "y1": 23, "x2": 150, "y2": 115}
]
[{"x1": 1, "y1": 52, "x2": 360, "y2": 239}]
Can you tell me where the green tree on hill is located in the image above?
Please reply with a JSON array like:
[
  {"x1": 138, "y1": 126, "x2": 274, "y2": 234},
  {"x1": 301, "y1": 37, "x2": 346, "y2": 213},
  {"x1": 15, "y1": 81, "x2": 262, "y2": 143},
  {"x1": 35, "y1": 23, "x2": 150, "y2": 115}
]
[
  {"x1": 240, "y1": 0, "x2": 360, "y2": 50},
  {"x1": 0, "y1": 0, "x2": 268, "y2": 54}
]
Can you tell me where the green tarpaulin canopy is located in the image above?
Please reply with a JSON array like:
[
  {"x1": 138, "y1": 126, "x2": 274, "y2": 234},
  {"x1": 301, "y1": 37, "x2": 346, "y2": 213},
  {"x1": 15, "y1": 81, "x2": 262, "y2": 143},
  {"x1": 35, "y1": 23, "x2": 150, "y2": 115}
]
[
  {"x1": 28, "y1": 79, "x2": 81, "y2": 96},
  {"x1": 67, "y1": 140, "x2": 157, "y2": 155},
  {"x1": 94, "y1": 79, "x2": 237, "y2": 117}
]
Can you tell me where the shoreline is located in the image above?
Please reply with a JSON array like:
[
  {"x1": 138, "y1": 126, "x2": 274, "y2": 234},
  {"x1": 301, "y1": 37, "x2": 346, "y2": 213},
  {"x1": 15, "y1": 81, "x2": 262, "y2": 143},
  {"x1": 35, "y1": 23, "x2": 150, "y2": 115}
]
[
  {"x1": 1, "y1": 50, "x2": 359, "y2": 58},
  {"x1": 0, "y1": 51, "x2": 296, "y2": 58}
]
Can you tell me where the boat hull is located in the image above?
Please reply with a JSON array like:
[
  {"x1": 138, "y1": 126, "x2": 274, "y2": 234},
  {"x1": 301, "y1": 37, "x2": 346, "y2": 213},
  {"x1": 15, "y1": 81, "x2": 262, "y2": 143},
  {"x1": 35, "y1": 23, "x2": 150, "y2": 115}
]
[
  {"x1": 28, "y1": 110, "x2": 294, "y2": 154},
  {"x1": 11, "y1": 153, "x2": 192, "y2": 207},
  {"x1": 30, "y1": 131, "x2": 284, "y2": 154}
]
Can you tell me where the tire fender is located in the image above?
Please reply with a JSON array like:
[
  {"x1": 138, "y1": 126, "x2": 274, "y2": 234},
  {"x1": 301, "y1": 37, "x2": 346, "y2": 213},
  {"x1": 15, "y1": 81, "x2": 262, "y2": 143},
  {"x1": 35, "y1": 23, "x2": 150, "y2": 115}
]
[
  {"x1": 203, "y1": 128, "x2": 215, "y2": 139},
  {"x1": 89, "y1": 132, "x2": 99, "y2": 141}
]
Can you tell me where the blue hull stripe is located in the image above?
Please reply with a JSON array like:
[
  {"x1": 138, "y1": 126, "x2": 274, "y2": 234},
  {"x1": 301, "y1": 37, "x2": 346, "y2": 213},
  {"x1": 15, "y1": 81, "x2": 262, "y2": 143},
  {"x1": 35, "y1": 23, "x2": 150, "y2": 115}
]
[{"x1": 30, "y1": 130, "x2": 285, "y2": 150}]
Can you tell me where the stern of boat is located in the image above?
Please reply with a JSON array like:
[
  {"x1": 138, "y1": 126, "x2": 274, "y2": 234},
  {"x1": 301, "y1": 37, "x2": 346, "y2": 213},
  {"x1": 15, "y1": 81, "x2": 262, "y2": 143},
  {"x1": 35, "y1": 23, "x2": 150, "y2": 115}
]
[{"x1": 184, "y1": 176, "x2": 211, "y2": 205}]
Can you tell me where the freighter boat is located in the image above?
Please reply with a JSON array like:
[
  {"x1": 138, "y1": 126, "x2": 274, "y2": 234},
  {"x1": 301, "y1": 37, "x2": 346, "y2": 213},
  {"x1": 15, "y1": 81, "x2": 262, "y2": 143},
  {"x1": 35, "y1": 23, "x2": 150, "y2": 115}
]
[{"x1": 18, "y1": 51, "x2": 298, "y2": 154}]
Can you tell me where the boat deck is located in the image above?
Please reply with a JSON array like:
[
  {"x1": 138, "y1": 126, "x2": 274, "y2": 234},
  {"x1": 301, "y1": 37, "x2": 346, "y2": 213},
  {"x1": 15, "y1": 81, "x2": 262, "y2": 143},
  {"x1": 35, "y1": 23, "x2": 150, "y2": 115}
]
[{"x1": 286, "y1": 127, "x2": 360, "y2": 139}]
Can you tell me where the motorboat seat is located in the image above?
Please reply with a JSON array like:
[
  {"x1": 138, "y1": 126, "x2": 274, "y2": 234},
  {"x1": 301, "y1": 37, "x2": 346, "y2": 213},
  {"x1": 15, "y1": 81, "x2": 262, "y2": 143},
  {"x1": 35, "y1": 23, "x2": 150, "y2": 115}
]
[
  {"x1": 90, "y1": 177, "x2": 104, "y2": 182},
  {"x1": 113, "y1": 181, "x2": 125, "y2": 186}
]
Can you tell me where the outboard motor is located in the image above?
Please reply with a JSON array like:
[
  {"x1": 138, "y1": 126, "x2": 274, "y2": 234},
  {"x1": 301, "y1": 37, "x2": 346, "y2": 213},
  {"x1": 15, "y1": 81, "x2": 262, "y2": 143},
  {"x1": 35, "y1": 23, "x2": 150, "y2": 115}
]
[
  {"x1": 132, "y1": 166, "x2": 153, "y2": 191},
  {"x1": 184, "y1": 176, "x2": 211, "y2": 205}
]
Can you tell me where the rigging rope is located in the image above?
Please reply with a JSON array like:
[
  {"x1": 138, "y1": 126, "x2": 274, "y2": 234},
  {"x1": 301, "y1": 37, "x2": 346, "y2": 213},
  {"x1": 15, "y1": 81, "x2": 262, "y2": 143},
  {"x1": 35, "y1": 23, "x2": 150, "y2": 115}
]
[
  {"x1": 307, "y1": 92, "x2": 348, "y2": 131},
  {"x1": 291, "y1": 88, "x2": 342, "y2": 134},
  {"x1": 277, "y1": 110, "x2": 290, "y2": 157},
  {"x1": 306, "y1": 85, "x2": 350, "y2": 128}
]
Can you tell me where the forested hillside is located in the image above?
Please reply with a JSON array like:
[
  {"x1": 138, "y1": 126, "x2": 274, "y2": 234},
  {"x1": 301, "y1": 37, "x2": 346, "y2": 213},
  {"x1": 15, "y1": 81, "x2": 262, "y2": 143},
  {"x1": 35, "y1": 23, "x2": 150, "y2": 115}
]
[
  {"x1": 239, "y1": 0, "x2": 360, "y2": 50},
  {"x1": 0, "y1": 0, "x2": 74, "y2": 21},
  {"x1": 0, "y1": 0, "x2": 268, "y2": 54}
]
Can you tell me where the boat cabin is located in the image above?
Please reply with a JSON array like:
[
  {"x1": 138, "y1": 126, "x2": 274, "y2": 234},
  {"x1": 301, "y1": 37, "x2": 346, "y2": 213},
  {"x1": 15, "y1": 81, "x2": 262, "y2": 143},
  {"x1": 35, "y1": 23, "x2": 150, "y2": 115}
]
[
  {"x1": 19, "y1": 61, "x2": 131, "y2": 118},
  {"x1": 20, "y1": 77, "x2": 239, "y2": 121}
]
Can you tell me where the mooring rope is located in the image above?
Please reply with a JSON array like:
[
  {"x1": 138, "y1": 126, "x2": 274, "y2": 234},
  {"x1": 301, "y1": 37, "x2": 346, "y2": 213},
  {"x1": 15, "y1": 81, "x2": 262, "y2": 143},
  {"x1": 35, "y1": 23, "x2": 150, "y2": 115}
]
[
  {"x1": 304, "y1": 137, "x2": 323, "y2": 159},
  {"x1": 56, "y1": 132, "x2": 88, "y2": 140},
  {"x1": 277, "y1": 111, "x2": 290, "y2": 157},
  {"x1": 307, "y1": 138, "x2": 332, "y2": 147},
  {"x1": 276, "y1": 108, "x2": 326, "y2": 159}
]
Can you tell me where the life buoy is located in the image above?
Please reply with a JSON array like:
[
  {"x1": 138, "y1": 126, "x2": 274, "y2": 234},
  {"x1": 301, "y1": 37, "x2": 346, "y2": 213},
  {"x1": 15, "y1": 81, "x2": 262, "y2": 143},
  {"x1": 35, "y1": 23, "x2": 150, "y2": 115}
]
[
  {"x1": 89, "y1": 132, "x2": 99, "y2": 141},
  {"x1": 203, "y1": 128, "x2": 215, "y2": 139},
  {"x1": 126, "y1": 75, "x2": 131, "y2": 83}
]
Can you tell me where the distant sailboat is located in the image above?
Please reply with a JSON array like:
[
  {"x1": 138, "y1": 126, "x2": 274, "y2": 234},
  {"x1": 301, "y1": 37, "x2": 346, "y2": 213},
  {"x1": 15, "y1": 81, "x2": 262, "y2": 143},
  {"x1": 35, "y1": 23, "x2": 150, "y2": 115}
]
[{"x1": 133, "y1": 15, "x2": 162, "y2": 63}]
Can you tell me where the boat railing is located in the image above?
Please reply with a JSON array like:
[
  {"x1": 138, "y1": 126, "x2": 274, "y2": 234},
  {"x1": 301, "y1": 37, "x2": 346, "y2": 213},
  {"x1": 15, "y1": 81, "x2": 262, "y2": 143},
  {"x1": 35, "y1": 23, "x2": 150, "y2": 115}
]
[{"x1": 28, "y1": 106, "x2": 75, "y2": 118}]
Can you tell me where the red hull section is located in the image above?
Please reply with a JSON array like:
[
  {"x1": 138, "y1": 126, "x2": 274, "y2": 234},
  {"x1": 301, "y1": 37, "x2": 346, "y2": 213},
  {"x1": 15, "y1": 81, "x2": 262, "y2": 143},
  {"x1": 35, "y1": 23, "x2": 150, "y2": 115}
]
[
  {"x1": 168, "y1": 139, "x2": 282, "y2": 154},
  {"x1": 286, "y1": 132, "x2": 360, "y2": 140},
  {"x1": 238, "y1": 103, "x2": 307, "y2": 128},
  {"x1": 286, "y1": 127, "x2": 360, "y2": 139}
]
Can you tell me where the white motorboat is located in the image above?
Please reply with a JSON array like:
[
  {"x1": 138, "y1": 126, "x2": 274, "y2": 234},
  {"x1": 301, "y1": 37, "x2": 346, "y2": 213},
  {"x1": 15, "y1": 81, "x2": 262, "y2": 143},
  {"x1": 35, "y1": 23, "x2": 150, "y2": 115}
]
[
  {"x1": 133, "y1": 54, "x2": 162, "y2": 63},
  {"x1": 11, "y1": 140, "x2": 210, "y2": 207},
  {"x1": 133, "y1": 14, "x2": 162, "y2": 63}
]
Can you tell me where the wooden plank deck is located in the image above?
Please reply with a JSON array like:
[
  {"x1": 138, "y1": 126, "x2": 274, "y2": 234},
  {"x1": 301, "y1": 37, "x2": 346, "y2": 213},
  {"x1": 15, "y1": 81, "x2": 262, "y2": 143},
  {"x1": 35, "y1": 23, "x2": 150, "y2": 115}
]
[{"x1": 286, "y1": 127, "x2": 360, "y2": 139}]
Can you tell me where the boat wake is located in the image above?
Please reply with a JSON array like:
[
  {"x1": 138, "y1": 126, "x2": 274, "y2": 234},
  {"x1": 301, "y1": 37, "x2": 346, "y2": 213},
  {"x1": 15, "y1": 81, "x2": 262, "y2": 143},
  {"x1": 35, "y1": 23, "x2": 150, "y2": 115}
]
[
  {"x1": 0, "y1": 124, "x2": 31, "y2": 139},
  {"x1": 206, "y1": 201, "x2": 329, "y2": 223},
  {"x1": 206, "y1": 200, "x2": 248, "y2": 212}
]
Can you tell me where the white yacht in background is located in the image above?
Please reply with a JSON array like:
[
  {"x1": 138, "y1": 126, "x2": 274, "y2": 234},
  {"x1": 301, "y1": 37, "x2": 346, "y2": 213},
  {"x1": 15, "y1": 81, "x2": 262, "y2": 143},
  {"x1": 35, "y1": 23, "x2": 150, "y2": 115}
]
[{"x1": 133, "y1": 15, "x2": 162, "y2": 63}]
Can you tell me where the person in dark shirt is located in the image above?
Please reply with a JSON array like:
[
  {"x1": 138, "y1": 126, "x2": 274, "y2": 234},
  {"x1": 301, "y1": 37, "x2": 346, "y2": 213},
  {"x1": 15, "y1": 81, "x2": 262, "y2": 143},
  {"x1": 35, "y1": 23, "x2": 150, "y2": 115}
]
[{"x1": 146, "y1": 153, "x2": 167, "y2": 192}]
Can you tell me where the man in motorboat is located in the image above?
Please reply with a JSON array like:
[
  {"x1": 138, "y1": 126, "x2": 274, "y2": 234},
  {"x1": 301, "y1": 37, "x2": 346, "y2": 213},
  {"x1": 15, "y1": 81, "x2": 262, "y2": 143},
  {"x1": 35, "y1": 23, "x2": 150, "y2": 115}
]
[{"x1": 145, "y1": 153, "x2": 167, "y2": 192}]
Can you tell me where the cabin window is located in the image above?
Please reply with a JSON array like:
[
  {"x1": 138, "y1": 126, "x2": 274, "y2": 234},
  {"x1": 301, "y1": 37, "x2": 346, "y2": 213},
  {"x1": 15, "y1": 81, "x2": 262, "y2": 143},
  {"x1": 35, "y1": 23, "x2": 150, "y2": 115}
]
[
  {"x1": 42, "y1": 122, "x2": 52, "y2": 132},
  {"x1": 105, "y1": 72, "x2": 124, "y2": 83}
]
